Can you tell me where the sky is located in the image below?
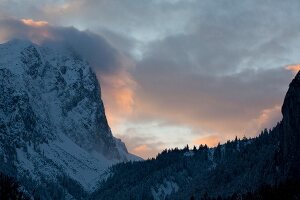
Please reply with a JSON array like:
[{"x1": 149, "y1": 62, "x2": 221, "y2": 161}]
[{"x1": 1, "y1": 0, "x2": 300, "y2": 158}]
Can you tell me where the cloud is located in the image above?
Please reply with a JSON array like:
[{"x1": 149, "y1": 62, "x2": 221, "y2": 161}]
[
  {"x1": 99, "y1": 69, "x2": 137, "y2": 128},
  {"x1": 116, "y1": 130, "x2": 164, "y2": 159},
  {"x1": 2, "y1": 1, "x2": 300, "y2": 158},
  {"x1": 21, "y1": 19, "x2": 48, "y2": 27},
  {"x1": 120, "y1": 66, "x2": 291, "y2": 156},
  {"x1": 15, "y1": 0, "x2": 300, "y2": 64},
  {"x1": 286, "y1": 64, "x2": 300, "y2": 74},
  {"x1": 0, "y1": 17, "x2": 127, "y2": 73},
  {"x1": 132, "y1": 144, "x2": 151, "y2": 156},
  {"x1": 245, "y1": 105, "x2": 282, "y2": 136},
  {"x1": 131, "y1": 50, "x2": 294, "y2": 140},
  {"x1": 121, "y1": 0, "x2": 300, "y2": 143}
]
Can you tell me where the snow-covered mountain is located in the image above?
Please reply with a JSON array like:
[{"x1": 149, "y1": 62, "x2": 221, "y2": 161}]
[{"x1": 0, "y1": 40, "x2": 140, "y2": 199}]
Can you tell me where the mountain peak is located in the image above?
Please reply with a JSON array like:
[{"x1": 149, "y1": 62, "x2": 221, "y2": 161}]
[
  {"x1": 281, "y1": 70, "x2": 300, "y2": 179},
  {"x1": 296, "y1": 70, "x2": 300, "y2": 80},
  {"x1": 282, "y1": 70, "x2": 300, "y2": 121},
  {"x1": 0, "y1": 40, "x2": 140, "y2": 198}
]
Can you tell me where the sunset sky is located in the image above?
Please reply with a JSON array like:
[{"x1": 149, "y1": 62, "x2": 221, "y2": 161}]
[{"x1": 1, "y1": 0, "x2": 300, "y2": 158}]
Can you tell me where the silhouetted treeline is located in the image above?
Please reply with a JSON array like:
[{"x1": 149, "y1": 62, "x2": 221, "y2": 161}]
[{"x1": 0, "y1": 172, "x2": 28, "y2": 200}]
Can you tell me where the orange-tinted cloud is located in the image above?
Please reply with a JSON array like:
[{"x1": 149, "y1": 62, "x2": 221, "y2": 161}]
[
  {"x1": 102, "y1": 73, "x2": 135, "y2": 113},
  {"x1": 98, "y1": 69, "x2": 136, "y2": 129},
  {"x1": 0, "y1": 18, "x2": 53, "y2": 44},
  {"x1": 286, "y1": 64, "x2": 300, "y2": 74},
  {"x1": 133, "y1": 144, "x2": 150, "y2": 153},
  {"x1": 245, "y1": 105, "x2": 282, "y2": 137},
  {"x1": 21, "y1": 19, "x2": 48, "y2": 27}
]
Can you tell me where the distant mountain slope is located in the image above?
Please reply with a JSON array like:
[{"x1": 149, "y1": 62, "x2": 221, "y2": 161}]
[
  {"x1": 92, "y1": 71, "x2": 300, "y2": 200},
  {"x1": 0, "y1": 40, "x2": 140, "y2": 199}
]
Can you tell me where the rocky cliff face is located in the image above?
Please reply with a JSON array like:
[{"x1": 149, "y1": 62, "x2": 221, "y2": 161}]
[
  {"x1": 281, "y1": 71, "x2": 300, "y2": 179},
  {"x1": 0, "y1": 40, "x2": 140, "y2": 199}
]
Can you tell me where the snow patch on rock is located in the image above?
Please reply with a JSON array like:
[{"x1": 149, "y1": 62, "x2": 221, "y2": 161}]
[{"x1": 151, "y1": 179, "x2": 179, "y2": 200}]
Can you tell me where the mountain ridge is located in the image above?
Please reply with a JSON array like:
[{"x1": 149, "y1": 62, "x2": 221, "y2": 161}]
[{"x1": 0, "y1": 39, "x2": 140, "y2": 199}]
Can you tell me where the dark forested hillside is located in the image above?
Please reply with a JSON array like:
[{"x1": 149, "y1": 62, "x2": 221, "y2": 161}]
[
  {"x1": 92, "y1": 71, "x2": 300, "y2": 200},
  {"x1": 0, "y1": 172, "x2": 28, "y2": 200}
]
